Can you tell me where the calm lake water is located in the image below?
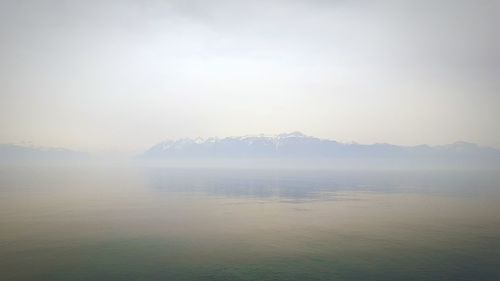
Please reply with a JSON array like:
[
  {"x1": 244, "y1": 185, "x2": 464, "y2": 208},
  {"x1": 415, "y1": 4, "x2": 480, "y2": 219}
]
[{"x1": 1, "y1": 166, "x2": 499, "y2": 281}]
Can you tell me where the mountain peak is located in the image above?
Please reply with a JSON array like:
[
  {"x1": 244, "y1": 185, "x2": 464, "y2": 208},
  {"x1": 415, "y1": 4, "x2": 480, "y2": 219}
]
[
  {"x1": 452, "y1": 141, "x2": 477, "y2": 147},
  {"x1": 140, "y1": 134, "x2": 500, "y2": 169},
  {"x1": 278, "y1": 131, "x2": 308, "y2": 138}
]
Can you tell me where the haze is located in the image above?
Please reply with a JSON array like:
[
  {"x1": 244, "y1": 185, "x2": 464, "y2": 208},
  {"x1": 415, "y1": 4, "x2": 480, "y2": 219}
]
[{"x1": 1, "y1": 0, "x2": 499, "y2": 153}]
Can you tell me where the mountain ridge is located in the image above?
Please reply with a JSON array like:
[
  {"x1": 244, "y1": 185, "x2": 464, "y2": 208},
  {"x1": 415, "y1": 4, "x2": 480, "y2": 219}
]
[
  {"x1": 140, "y1": 132, "x2": 500, "y2": 168},
  {"x1": 0, "y1": 143, "x2": 88, "y2": 164}
]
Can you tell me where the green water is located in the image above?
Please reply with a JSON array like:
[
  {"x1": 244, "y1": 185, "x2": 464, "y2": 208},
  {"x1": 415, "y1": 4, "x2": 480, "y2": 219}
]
[{"x1": 1, "y1": 167, "x2": 499, "y2": 280}]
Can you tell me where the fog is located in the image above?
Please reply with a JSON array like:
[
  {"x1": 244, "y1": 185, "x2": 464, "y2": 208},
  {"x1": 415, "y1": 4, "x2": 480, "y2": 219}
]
[{"x1": 1, "y1": 0, "x2": 499, "y2": 152}]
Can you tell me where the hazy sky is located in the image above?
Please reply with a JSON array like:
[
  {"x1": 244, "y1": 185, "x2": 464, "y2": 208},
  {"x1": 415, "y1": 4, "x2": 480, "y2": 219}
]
[{"x1": 0, "y1": 0, "x2": 499, "y2": 152}]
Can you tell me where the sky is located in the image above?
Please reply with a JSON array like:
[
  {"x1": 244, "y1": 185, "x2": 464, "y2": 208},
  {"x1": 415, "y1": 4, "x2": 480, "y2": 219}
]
[{"x1": 0, "y1": 0, "x2": 499, "y2": 153}]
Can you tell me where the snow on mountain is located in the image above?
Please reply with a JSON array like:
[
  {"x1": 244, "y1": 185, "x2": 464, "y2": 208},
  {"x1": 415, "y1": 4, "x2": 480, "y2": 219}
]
[
  {"x1": 141, "y1": 132, "x2": 500, "y2": 168},
  {"x1": 144, "y1": 132, "x2": 328, "y2": 157}
]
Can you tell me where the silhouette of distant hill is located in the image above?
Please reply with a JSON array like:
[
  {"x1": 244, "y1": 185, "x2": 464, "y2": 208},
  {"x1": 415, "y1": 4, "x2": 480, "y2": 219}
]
[
  {"x1": 141, "y1": 132, "x2": 500, "y2": 169},
  {"x1": 0, "y1": 144, "x2": 87, "y2": 165}
]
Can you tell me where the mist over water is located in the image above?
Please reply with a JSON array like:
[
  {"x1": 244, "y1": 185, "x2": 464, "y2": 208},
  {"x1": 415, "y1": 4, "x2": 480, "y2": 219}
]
[
  {"x1": 1, "y1": 0, "x2": 499, "y2": 280},
  {"x1": 1, "y1": 166, "x2": 499, "y2": 281}
]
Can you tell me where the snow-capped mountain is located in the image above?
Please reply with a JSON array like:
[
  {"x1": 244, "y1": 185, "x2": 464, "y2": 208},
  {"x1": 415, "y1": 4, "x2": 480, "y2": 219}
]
[
  {"x1": 141, "y1": 132, "x2": 500, "y2": 168},
  {"x1": 144, "y1": 132, "x2": 327, "y2": 158}
]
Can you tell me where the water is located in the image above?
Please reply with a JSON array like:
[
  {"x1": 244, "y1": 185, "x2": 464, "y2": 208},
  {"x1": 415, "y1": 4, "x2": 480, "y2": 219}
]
[{"x1": 1, "y1": 166, "x2": 499, "y2": 281}]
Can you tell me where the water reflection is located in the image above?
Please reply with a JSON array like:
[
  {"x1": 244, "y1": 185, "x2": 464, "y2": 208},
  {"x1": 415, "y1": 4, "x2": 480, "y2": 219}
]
[
  {"x1": 144, "y1": 168, "x2": 500, "y2": 200},
  {"x1": 0, "y1": 166, "x2": 499, "y2": 281}
]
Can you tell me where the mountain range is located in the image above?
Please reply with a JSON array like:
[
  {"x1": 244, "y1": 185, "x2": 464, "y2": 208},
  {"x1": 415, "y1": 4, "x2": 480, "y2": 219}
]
[
  {"x1": 0, "y1": 144, "x2": 87, "y2": 165},
  {"x1": 2, "y1": 133, "x2": 500, "y2": 168},
  {"x1": 141, "y1": 132, "x2": 500, "y2": 169}
]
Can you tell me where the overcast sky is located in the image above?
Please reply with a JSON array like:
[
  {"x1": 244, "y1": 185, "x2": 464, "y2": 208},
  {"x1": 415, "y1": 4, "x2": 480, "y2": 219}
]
[{"x1": 0, "y1": 0, "x2": 499, "y2": 152}]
